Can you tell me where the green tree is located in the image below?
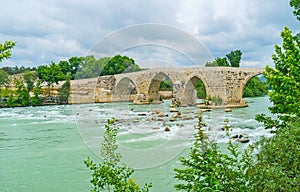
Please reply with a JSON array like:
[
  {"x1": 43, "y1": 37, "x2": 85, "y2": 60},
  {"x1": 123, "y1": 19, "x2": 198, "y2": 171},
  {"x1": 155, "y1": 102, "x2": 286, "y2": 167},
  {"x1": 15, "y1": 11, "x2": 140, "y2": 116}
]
[
  {"x1": 0, "y1": 69, "x2": 10, "y2": 87},
  {"x1": 37, "y1": 62, "x2": 64, "y2": 96},
  {"x1": 215, "y1": 57, "x2": 229, "y2": 66},
  {"x1": 264, "y1": 27, "x2": 300, "y2": 117},
  {"x1": 31, "y1": 80, "x2": 42, "y2": 106},
  {"x1": 174, "y1": 115, "x2": 223, "y2": 191},
  {"x1": 159, "y1": 79, "x2": 173, "y2": 91},
  {"x1": 58, "y1": 73, "x2": 71, "y2": 104},
  {"x1": 76, "y1": 55, "x2": 110, "y2": 79},
  {"x1": 174, "y1": 115, "x2": 252, "y2": 191},
  {"x1": 205, "y1": 60, "x2": 218, "y2": 67},
  {"x1": 290, "y1": 0, "x2": 300, "y2": 21},
  {"x1": 0, "y1": 41, "x2": 16, "y2": 62},
  {"x1": 84, "y1": 118, "x2": 152, "y2": 192},
  {"x1": 195, "y1": 80, "x2": 206, "y2": 99},
  {"x1": 7, "y1": 78, "x2": 30, "y2": 107},
  {"x1": 243, "y1": 76, "x2": 268, "y2": 97},
  {"x1": 226, "y1": 50, "x2": 242, "y2": 67},
  {"x1": 252, "y1": 11, "x2": 300, "y2": 190},
  {"x1": 23, "y1": 70, "x2": 38, "y2": 92},
  {"x1": 101, "y1": 55, "x2": 142, "y2": 76},
  {"x1": 58, "y1": 56, "x2": 82, "y2": 80},
  {"x1": 247, "y1": 119, "x2": 300, "y2": 191}
]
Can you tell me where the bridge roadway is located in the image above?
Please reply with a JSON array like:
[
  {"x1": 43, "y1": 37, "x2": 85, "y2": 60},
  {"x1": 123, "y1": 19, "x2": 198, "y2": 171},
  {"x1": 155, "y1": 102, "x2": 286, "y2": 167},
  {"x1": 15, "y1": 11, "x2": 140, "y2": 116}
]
[{"x1": 69, "y1": 67, "x2": 264, "y2": 107}]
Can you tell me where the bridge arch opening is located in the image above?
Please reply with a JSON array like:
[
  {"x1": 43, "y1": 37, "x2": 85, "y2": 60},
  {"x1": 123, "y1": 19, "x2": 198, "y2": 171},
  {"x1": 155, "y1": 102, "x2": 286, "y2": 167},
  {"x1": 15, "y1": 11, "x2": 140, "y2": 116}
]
[
  {"x1": 242, "y1": 75, "x2": 268, "y2": 98},
  {"x1": 148, "y1": 72, "x2": 173, "y2": 102},
  {"x1": 182, "y1": 75, "x2": 208, "y2": 105},
  {"x1": 113, "y1": 77, "x2": 137, "y2": 102}
]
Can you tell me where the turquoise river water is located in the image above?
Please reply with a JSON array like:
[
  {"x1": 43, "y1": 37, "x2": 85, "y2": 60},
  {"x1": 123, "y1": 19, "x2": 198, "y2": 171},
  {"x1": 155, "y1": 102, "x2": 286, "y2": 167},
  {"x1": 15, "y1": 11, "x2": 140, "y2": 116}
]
[{"x1": 0, "y1": 96, "x2": 273, "y2": 192}]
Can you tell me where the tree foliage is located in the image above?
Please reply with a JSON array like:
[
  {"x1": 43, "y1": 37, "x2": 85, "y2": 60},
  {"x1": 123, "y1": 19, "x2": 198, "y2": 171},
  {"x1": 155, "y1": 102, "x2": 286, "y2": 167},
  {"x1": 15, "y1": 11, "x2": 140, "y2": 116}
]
[
  {"x1": 205, "y1": 60, "x2": 218, "y2": 67},
  {"x1": 243, "y1": 76, "x2": 268, "y2": 97},
  {"x1": 0, "y1": 69, "x2": 10, "y2": 87},
  {"x1": 76, "y1": 55, "x2": 110, "y2": 79},
  {"x1": 215, "y1": 57, "x2": 229, "y2": 66},
  {"x1": 195, "y1": 80, "x2": 206, "y2": 99},
  {"x1": 247, "y1": 120, "x2": 300, "y2": 191},
  {"x1": 37, "y1": 62, "x2": 64, "y2": 95},
  {"x1": 159, "y1": 78, "x2": 173, "y2": 91},
  {"x1": 58, "y1": 73, "x2": 71, "y2": 104},
  {"x1": 174, "y1": 115, "x2": 252, "y2": 191},
  {"x1": 290, "y1": 0, "x2": 300, "y2": 21},
  {"x1": 6, "y1": 78, "x2": 30, "y2": 107},
  {"x1": 23, "y1": 70, "x2": 38, "y2": 92},
  {"x1": 0, "y1": 41, "x2": 16, "y2": 62},
  {"x1": 58, "y1": 56, "x2": 82, "y2": 80},
  {"x1": 226, "y1": 50, "x2": 242, "y2": 67},
  {"x1": 0, "y1": 66, "x2": 35, "y2": 75},
  {"x1": 101, "y1": 55, "x2": 142, "y2": 76},
  {"x1": 253, "y1": 11, "x2": 300, "y2": 190},
  {"x1": 84, "y1": 118, "x2": 152, "y2": 192},
  {"x1": 264, "y1": 27, "x2": 300, "y2": 117},
  {"x1": 206, "y1": 50, "x2": 242, "y2": 67}
]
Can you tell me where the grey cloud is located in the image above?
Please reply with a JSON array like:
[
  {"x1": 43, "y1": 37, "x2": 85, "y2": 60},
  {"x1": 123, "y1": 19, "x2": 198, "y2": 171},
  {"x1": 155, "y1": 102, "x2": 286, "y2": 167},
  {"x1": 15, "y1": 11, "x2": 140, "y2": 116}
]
[{"x1": 0, "y1": 0, "x2": 298, "y2": 68}]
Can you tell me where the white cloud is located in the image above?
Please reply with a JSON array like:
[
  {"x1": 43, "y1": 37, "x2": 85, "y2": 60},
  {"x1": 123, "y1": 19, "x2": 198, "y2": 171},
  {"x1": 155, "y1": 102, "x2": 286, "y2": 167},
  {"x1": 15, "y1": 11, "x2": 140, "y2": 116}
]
[{"x1": 0, "y1": 0, "x2": 298, "y2": 68}]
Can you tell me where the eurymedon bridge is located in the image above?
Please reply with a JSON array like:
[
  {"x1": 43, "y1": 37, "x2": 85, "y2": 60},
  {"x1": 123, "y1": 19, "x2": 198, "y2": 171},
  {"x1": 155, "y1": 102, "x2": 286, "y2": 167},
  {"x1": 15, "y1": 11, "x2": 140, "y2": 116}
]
[{"x1": 68, "y1": 67, "x2": 264, "y2": 107}]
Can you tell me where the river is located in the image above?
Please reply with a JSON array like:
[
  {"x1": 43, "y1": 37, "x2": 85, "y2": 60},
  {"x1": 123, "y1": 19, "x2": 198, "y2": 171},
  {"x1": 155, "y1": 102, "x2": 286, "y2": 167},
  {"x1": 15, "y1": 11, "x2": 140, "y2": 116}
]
[{"x1": 0, "y1": 96, "x2": 272, "y2": 192}]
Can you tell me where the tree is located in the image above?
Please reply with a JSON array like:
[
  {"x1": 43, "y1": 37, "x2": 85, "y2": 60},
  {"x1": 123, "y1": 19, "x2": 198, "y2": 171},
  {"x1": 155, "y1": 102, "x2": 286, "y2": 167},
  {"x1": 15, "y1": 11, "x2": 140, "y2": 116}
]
[
  {"x1": 205, "y1": 60, "x2": 218, "y2": 67},
  {"x1": 252, "y1": 12, "x2": 300, "y2": 190},
  {"x1": 84, "y1": 118, "x2": 152, "y2": 192},
  {"x1": 0, "y1": 41, "x2": 16, "y2": 62},
  {"x1": 195, "y1": 81, "x2": 206, "y2": 99},
  {"x1": 215, "y1": 57, "x2": 229, "y2": 66},
  {"x1": 7, "y1": 78, "x2": 30, "y2": 107},
  {"x1": 37, "y1": 62, "x2": 64, "y2": 95},
  {"x1": 31, "y1": 80, "x2": 42, "y2": 106},
  {"x1": 290, "y1": 0, "x2": 300, "y2": 21},
  {"x1": 247, "y1": 119, "x2": 300, "y2": 191},
  {"x1": 174, "y1": 115, "x2": 252, "y2": 191},
  {"x1": 243, "y1": 76, "x2": 268, "y2": 97},
  {"x1": 0, "y1": 69, "x2": 10, "y2": 87},
  {"x1": 100, "y1": 55, "x2": 142, "y2": 76},
  {"x1": 58, "y1": 73, "x2": 71, "y2": 104},
  {"x1": 159, "y1": 78, "x2": 173, "y2": 91},
  {"x1": 23, "y1": 70, "x2": 38, "y2": 92},
  {"x1": 174, "y1": 115, "x2": 223, "y2": 191},
  {"x1": 58, "y1": 56, "x2": 82, "y2": 80},
  {"x1": 76, "y1": 55, "x2": 110, "y2": 79},
  {"x1": 226, "y1": 50, "x2": 242, "y2": 67},
  {"x1": 264, "y1": 27, "x2": 300, "y2": 117}
]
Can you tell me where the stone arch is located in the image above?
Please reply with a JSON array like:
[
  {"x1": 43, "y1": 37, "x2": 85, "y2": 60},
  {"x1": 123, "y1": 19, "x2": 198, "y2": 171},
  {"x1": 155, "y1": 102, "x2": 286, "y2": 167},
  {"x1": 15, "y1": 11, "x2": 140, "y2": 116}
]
[
  {"x1": 240, "y1": 71, "x2": 265, "y2": 98},
  {"x1": 147, "y1": 72, "x2": 174, "y2": 102},
  {"x1": 181, "y1": 73, "x2": 209, "y2": 105},
  {"x1": 113, "y1": 77, "x2": 138, "y2": 102}
]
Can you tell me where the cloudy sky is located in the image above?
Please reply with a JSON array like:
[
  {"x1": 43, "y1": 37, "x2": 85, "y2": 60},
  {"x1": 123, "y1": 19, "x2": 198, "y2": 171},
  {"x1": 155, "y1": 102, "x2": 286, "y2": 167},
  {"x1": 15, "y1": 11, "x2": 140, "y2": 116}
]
[{"x1": 0, "y1": 0, "x2": 298, "y2": 68}]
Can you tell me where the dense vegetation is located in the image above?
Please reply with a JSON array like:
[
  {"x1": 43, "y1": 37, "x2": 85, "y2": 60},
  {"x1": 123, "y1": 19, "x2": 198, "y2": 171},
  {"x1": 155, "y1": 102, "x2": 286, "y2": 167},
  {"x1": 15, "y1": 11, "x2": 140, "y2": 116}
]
[
  {"x1": 243, "y1": 76, "x2": 268, "y2": 97},
  {"x1": 158, "y1": 78, "x2": 173, "y2": 91},
  {"x1": 85, "y1": 118, "x2": 152, "y2": 192},
  {"x1": 0, "y1": 54, "x2": 142, "y2": 107},
  {"x1": 205, "y1": 50, "x2": 242, "y2": 67}
]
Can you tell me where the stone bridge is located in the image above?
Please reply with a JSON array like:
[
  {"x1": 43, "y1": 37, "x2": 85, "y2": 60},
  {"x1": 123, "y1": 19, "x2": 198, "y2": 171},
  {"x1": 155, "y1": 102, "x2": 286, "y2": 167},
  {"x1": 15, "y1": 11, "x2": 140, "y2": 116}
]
[{"x1": 69, "y1": 67, "x2": 264, "y2": 107}]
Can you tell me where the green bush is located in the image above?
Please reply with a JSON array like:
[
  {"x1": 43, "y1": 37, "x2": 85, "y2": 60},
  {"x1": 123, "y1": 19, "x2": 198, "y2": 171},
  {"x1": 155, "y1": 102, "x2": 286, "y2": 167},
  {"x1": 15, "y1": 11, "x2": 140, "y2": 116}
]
[{"x1": 84, "y1": 118, "x2": 152, "y2": 192}]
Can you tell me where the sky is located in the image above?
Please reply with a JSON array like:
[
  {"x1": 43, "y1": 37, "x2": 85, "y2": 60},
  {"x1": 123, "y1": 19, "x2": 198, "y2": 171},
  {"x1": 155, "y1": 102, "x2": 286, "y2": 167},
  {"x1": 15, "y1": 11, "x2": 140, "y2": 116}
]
[{"x1": 0, "y1": 0, "x2": 299, "y2": 68}]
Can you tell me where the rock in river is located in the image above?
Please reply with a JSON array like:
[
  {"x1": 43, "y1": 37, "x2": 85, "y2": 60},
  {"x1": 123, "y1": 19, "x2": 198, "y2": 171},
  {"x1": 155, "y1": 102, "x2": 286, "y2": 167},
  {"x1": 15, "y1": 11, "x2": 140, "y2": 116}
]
[{"x1": 170, "y1": 108, "x2": 179, "y2": 113}]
